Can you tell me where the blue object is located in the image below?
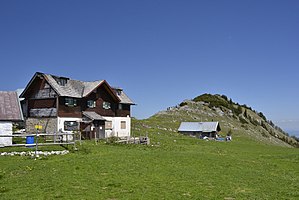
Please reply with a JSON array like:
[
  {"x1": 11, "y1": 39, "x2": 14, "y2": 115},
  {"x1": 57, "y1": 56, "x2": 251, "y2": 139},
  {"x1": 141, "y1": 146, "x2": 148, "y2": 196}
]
[{"x1": 26, "y1": 136, "x2": 35, "y2": 147}]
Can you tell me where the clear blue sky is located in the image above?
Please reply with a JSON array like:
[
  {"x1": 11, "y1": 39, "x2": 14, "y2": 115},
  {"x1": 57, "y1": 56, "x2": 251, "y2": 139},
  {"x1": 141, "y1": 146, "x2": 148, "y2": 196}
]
[{"x1": 0, "y1": 0, "x2": 298, "y2": 132}]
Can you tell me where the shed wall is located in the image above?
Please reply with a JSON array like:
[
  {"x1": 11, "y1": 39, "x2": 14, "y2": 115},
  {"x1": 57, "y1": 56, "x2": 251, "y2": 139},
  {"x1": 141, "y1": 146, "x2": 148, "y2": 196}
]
[
  {"x1": 103, "y1": 116, "x2": 131, "y2": 138},
  {"x1": 0, "y1": 121, "x2": 12, "y2": 146}
]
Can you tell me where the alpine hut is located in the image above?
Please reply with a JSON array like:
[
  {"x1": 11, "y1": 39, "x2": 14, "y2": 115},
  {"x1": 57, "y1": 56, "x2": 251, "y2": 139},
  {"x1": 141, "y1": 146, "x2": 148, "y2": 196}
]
[{"x1": 178, "y1": 122, "x2": 221, "y2": 138}]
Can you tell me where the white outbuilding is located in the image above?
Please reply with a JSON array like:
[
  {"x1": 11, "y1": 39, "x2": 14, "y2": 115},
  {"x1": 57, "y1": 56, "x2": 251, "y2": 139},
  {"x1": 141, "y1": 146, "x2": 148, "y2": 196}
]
[
  {"x1": 178, "y1": 121, "x2": 221, "y2": 138},
  {"x1": 0, "y1": 91, "x2": 23, "y2": 147}
]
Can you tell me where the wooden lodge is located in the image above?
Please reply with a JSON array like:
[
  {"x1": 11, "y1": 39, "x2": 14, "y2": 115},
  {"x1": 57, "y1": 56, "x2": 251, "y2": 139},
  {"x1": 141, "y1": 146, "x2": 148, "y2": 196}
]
[{"x1": 20, "y1": 72, "x2": 135, "y2": 139}]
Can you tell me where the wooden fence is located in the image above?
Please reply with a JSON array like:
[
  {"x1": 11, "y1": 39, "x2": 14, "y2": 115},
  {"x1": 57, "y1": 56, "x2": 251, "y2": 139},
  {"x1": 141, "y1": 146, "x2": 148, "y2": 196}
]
[{"x1": 0, "y1": 132, "x2": 81, "y2": 157}]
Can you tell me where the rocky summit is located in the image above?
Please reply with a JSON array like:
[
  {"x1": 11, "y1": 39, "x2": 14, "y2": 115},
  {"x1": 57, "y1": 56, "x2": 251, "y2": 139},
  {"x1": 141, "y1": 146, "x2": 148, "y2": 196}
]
[{"x1": 139, "y1": 94, "x2": 298, "y2": 147}]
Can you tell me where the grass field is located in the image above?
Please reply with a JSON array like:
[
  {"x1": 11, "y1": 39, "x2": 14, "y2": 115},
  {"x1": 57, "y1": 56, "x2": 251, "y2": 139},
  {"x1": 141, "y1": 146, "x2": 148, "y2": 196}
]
[{"x1": 1, "y1": 127, "x2": 299, "y2": 200}]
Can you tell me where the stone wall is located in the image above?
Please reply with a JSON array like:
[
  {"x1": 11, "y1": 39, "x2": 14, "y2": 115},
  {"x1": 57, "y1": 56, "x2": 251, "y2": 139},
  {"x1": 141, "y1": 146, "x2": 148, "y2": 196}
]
[{"x1": 26, "y1": 118, "x2": 57, "y2": 133}]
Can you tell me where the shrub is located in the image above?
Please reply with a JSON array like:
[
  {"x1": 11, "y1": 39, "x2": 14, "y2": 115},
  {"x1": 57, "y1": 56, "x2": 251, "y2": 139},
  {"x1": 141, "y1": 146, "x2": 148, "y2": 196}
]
[
  {"x1": 221, "y1": 95, "x2": 228, "y2": 101},
  {"x1": 106, "y1": 136, "x2": 119, "y2": 144},
  {"x1": 179, "y1": 102, "x2": 188, "y2": 107},
  {"x1": 258, "y1": 112, "x2": 267, "y2": 121},
  {"x1": 227, "y1": 129, "x2": 233, "y2": 136}
]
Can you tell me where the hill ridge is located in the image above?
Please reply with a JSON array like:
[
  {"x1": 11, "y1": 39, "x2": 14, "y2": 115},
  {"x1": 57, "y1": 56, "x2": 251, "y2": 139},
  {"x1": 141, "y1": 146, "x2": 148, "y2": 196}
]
[{"x1": 144, "y1": 93, "x2": 298, "y2": 147}]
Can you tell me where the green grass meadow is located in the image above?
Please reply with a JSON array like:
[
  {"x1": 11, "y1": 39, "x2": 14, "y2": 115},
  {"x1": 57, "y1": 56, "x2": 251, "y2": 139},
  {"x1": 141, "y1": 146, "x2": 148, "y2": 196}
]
[{"x1": 1, "y1": 129, "x2": 299, "y2": 199}]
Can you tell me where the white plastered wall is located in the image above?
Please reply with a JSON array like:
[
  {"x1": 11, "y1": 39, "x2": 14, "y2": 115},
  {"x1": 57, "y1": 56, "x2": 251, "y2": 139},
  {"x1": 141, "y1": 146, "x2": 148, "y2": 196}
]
[
  {"x1": 57, "y1": 116, "x2": 131, "y2": 138},
  {"x1": 57, "y1": 117, "x2": 82, "y2": 141},
  {"x1": 103, "y1": 116, "x2": 131, "y2": 138},
  {"x1": 0, "y1": 121, "x2": 12, "y2": 146},
  {"x1": 57, "y1": 117, "x2": 82, "y2": 132}
]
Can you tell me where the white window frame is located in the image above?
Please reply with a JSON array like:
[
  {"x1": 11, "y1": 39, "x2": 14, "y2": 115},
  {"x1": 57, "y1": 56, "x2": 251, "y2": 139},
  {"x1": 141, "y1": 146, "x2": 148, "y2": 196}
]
[
  {"x1": 87, "y1": 100, "x2": 96, "y2": 108},
  {"x1": 65, "y1": 98, "x2": 77, "y2": 107},
  {"x1": 64, "y1": 121, "x2": 79, "y2": 131},
  {"x1": 105, "y1": 121, "x2": 113, "y2": 130},
  {"x1": 103, "y1": 102, "x2": 111, "y2": 109},
  {"x1": 121, "y1": 121, "x2": 126, "y2": 129}
]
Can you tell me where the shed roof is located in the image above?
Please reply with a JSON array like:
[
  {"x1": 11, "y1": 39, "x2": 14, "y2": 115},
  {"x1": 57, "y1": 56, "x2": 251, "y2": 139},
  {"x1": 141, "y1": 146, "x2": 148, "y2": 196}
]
[
  {"x1": 178, "y1": 122, "x2": 220, "y2": 132},
  {"x1": 0, "y1": 91, "x2": 23, "y2": 121},
  {"x1": 82, "y1": 111, "x2": 106, "y2": 121}
]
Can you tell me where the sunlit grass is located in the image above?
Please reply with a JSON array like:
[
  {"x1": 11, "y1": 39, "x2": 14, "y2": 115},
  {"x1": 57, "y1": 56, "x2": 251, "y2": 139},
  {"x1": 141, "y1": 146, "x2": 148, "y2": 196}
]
[{"x1": 1, "y1": 128, "x2": 299, "y2": 199}]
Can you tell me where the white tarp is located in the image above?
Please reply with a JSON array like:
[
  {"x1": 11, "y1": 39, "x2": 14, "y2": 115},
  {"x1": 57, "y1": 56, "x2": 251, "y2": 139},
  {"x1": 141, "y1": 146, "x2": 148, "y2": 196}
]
[{"x1": 0, "y1": 122, "x2": 12, "y2": 146}]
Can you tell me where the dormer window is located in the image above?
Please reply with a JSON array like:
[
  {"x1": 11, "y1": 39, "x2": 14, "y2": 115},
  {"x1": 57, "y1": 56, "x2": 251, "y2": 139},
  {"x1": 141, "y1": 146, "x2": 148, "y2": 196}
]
[
  {"x1": 103, "y1": 102, "x2": 111, "y2": 109},
  {"x1": 87, "y1": 100, "x2": 96, "y2": 108},
  {"x1": 58, "y1": 78, "x2": 67, "y2": 86},
  {"x1": 117, "y1": 90, "x2": 122, "y2": 96}
]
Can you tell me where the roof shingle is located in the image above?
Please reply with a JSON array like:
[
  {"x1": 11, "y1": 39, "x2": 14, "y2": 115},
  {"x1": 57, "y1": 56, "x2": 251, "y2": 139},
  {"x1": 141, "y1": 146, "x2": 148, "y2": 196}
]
[
  {"x1": 82, "y1": 111, "x2": 106, "y2": 121},
  {"x1": 0, "y1": 91, "x2": 23, "y2": 121},
  {"x1": 21, "y1": 72, "x2": 135, "y2": 105},
  {"x1": 178, "y1": 122, "x2": 220, "y2": 132}
]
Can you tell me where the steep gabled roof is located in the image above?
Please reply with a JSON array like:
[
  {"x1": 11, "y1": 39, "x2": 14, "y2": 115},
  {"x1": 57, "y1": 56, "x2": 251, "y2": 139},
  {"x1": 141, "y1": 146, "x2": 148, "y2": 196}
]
[
  {"x1": 178, "y1": 122, "x2": 220, "y2": 132},
  {"x1": 0, "y1": 91, "x2": 23, "y2": 121},
  {"x1": 112, "y1": 88, "x2": 135, "y2": 105},
  {"x1": 20, "y1": 72, "x2": 122, "y2": 102},
  {"x1": 43, "y1": 74, "x2": 84, "y2": 98}
]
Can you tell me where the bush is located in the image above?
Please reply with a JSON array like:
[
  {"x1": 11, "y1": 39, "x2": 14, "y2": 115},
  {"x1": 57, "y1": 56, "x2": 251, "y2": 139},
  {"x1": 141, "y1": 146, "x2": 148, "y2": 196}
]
[
  {"x1": 106, "y1": 136, "x2": 120, "y2": 144},
  {"x1": 258, "y1": 112, "x2": 267, "y2": 121},
  {"x1": 179, "y1": 102, "x2": 188, "y2": 107},
  {"x1": 193, "y1": 94, "x2": 230, "y2": 109},
  {"x1": 221, "y1": 95, "x2": 228, "y2": 101}
]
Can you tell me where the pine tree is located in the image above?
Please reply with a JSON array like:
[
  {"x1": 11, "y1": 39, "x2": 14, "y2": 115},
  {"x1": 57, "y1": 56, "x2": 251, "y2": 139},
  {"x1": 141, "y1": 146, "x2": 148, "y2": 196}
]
[{"x1": 244, "y1": 109, "x2": 248, "y2": 118}]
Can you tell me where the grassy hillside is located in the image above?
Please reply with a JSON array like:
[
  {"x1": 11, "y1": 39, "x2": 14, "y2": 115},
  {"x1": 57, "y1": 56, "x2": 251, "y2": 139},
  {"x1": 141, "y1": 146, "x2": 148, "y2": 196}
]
[
  {"x1": 1, "y1": 93, "x2": 298, "y2": 199},
  {"x1": 153, "y1": 93, "x2": 298, "y2": 147},
  {"x1": 1, "y1": 136, "x2": 299, "y2": 199}
]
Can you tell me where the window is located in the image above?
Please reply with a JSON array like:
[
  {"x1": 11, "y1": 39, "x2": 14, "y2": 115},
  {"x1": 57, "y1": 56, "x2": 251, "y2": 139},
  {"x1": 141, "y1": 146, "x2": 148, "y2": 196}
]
[
  {"x1": 103, "y1": 102, "x2": 111, "y2": 109},
  {"x1": 87, "y1": 100, "x2": 96, "y2": 108},
  {"x1": 105, "y1": 121, "x2": 112, "y2": 130},
  {"x1": 65, "y1": 98, "x2": 77, "y2": 107},
  {"x1": 121, "y1": 121, "x2": 126, "y2": 129},
  {"x1": 64, "y1": 121, "x2": 78, "y2": 131},
  {"x1": 118, "y1": 104, "x2": 122, "y2": 110},
  {"x1": 58, "y1": 78, "x2": 67, "y2": 86}
]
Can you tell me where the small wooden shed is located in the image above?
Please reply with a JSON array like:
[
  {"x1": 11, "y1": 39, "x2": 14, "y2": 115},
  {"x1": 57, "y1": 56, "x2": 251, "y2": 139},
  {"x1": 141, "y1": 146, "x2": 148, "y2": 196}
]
[
  {"x1": 0, "y1": 91, "x2": 23, "y2": 147},
  {"x1": 178, "y1": 122, "x2": 221, "y2": 138}
]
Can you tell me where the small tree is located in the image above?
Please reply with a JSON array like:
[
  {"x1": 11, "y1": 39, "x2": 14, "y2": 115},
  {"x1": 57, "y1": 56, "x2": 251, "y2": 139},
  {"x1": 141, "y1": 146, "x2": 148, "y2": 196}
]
[
  {"x1": 228, "y1": 129, "x2": 232, "y2": 136},
  {"x1": 244, "y1": 109, "x2": 248, "y2": 118},
  {"x1": 258, "y1": 112, "x2": 267, "y2": 121}
]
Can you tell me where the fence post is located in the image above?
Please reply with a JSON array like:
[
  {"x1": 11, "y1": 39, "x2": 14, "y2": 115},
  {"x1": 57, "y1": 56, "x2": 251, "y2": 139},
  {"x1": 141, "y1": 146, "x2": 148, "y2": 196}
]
[
  {"x1": 94, "y1": 131, "x2": 98, "y2": 145},
  {"x1": 35, "y1": 131, "x2": 38, "y2": 159},
  {"x1": 79, "y1": 131, "x2": 82, "y2": 145}
]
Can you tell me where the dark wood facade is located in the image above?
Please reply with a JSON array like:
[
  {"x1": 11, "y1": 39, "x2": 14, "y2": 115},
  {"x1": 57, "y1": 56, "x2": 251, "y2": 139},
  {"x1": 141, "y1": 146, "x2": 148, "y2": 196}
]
[
  {"x1": 21, "y1": 74, "x2": 132, "y2": 119},
  {"x1": 81, "y1": 85, "x2": 118, "y2": 117},
  {"x1": 116, "y1": 104, "x2": 131, "y2": 117},
  {"x1": 58, "y1": 97, "x2": 82, "y2": 118}
]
